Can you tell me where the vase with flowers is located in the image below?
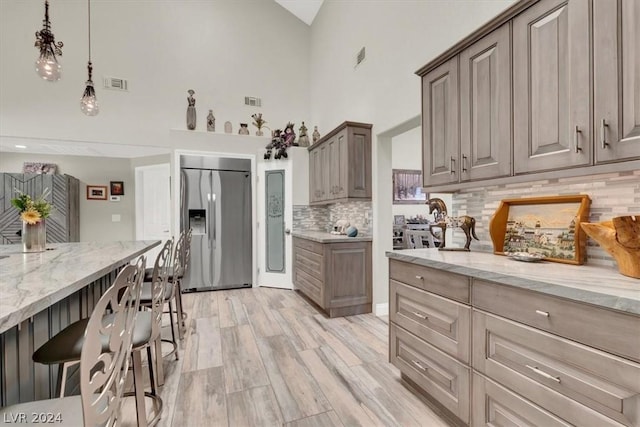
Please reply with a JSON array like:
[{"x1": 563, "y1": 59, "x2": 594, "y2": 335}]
[{"x1": 11, "y1": 189, "x2": 52, "y2": 252}]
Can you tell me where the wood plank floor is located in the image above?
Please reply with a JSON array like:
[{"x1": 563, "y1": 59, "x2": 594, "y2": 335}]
[{"x1": 121, "y1": 287, "x2": 450, "y2": 427}]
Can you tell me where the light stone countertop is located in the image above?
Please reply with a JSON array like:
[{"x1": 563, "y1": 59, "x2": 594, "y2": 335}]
[
  {"x1": 292, "y1": 231, "x2": 373, "y2": 243},
  {"x1": 386, "y1": 249, "x2": 640, "y2": 316},
  {"x1": 0, "y1": 240, "x2": 161, "y2": 333}
]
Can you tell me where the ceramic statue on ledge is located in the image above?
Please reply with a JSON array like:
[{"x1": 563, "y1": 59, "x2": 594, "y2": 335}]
[
  {"x1": 224, "y1": 121, "x2": 232, "y2": 134},
  {"x1": 312, "y1": 126, "x2": 320, "y2": 144},
  {"x1": 186, "y1": 89, "x2": 196, "y2": 130},
  {"x1": 206, "y1": 110, "x2": 215, "y2": 132},
  {"x1": 238, "y1": 123, "x2": 250, "y2": 135},
  {"x1": 298, "y1": 121, "x2": 309, "y2": 147}
]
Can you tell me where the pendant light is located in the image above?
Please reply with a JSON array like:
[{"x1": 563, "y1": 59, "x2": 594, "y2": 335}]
[
  {"x1": 34, "y1": 0, "x2": 64, "y2": 81},
  {"x1": 80, "y1": 0, "x2": 99, "y2": 116}
]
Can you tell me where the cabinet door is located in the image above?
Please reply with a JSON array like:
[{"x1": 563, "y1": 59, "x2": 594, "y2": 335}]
[
  {"x1": 422, "y1": 57, "x2": 459, "y2": 186},
  {"x1": 332, "y1": 130, "x2": 348, "y2": 200},
  {"x1": 309, "y1": 148, "x2": 323, "y2": 203},
  {"x1": 513, "y1": 0, "x2": 591, "y2": 173},
  {"x1": 594, "y1": 0, "x2": 640, "y2": 163},
  {"x1": 346, "y1": 126, "x2": 371, "y2": 198},
  {"x1": 460, "y1": 23, "x2": 511, "y2": 181},
  {"x1": 320, "y1": 144, "x2": 330, "y2": 201},
  {"x1": 327, "y1": 136, "x2": 342, "y2": 200}
]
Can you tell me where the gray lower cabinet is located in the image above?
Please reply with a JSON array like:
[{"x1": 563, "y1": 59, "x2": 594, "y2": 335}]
[
  {"x1": 513, "y1": 0, "x2": 591, "y2": 173},
  {"x1": 293, "y1": 237, "x2": 371, "y2": 317},
  {"x1": 389, "y1": 258, "x2": 640, "y2": 426},
  {"x1": 0, "y1": 173, "x2": 80, "y2": 244},
  {"x1": 593, "y1": 0, "x2": 640, "y2": 164},
  {"x1": 308, "y1": 121, "x2": 371, "y2": 206}
]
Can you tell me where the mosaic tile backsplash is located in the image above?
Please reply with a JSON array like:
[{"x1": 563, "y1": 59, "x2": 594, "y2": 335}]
[
  {"x1": 293, "y1": 201, "x2": 372, "y2": 236},
  {"x1": 450, "y1": 170, "x2": 640, "y2": 267}
]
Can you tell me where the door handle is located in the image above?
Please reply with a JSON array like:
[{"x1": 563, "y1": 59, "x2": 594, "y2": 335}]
[
  {"x1": 526, "y1": 365, "x2": 560, "y2": 383},
  {"x1": 462, "y1": 155, "x2": 468, "y2": 173},
  {"x1": 450, "y1": 156, "x2": 456, "y2": 174},
  {"x1": 600, "y1": 119, "x2": 609, "y2": 149},
  {"x1": 285, "y1": 228, "x2": 291, "y2": 235},
  {"x1": 206, "y1": 193, "x2": 211, "y2": 249},
  {"x1": 574, "y1": 126, "x2": 583, "y2": 153},
  {"x1": 211, "y1": 193, "x2": 217, "y2": 249}
]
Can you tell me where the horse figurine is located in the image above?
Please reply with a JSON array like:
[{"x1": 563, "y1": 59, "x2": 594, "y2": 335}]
[{"x1": 427, "y1": 198, "x2": 479, "y2": 251}]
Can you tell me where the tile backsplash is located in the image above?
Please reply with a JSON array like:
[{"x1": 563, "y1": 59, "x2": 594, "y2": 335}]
[
  {"x1": 293, "y1": 201, "x2": 372, "y2": 236},
  {"x1": 451, "y1": 170, "x2": 640, "y2": 267}
]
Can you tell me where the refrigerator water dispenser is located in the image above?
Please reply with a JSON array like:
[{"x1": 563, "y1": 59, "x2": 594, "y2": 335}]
[{"x1": 188, "y1": 209, "x2": 206, "y2": 235}]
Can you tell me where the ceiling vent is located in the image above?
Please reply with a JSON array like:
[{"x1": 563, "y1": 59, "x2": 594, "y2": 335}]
[
  {"x1": 245, "y1": 96, "x2": 262, "y2": 107},
  {"x1": 355, "y1": 47, "x2": 366, "y2": 68},
  {"x1": 103, "y1": 77, "x2": 128, "y2": 91}
]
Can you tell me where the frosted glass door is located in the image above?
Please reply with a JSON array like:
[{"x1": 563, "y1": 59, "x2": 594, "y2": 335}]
[{"x1": 265, "y1": 170, "x2": 285, "y2": 272}]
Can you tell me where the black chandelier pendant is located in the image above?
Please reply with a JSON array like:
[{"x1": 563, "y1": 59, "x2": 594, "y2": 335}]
[
  {"x1": 80, "y1": 0, "x2": 99, "y2": 116},
  {"x1": 35, "y1": 0, "x2": 64, "y2": 81}
]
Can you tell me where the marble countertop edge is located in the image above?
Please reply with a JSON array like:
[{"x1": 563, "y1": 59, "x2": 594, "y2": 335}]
[
  {"x1": 0, "y1": 241, "x2": 161, "y2": 334},
  {"x1": 292, "y1": 231, "x2": 373, "y2": 243},
  {"x1": 386, "y1": 250, "x2": 640, "y2": 316}
]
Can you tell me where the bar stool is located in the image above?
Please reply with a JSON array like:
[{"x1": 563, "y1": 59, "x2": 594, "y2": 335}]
[{"x1": 1, "y1": 261, "x2": 145, "y2": 426}]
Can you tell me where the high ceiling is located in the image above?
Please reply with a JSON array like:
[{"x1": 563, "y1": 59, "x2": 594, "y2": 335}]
[{"x1": 274, "y1": 0, "x2": 324, "y2": 25}]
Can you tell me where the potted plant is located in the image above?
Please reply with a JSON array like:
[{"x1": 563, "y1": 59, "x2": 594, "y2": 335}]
[{"x1": 11, "y1": 188, "x2": 52, "y2": 252}]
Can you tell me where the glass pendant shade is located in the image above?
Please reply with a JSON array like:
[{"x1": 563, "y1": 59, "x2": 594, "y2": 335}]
[
  {"x1": 80, "y1": 80, "x2": 99, "y2": 116},
  {"x1": 35, "y1": 50, "x2": 61, "y2": 81},
  {"x1": 34, "y1": 0, "x2": 63, "y2": 82}
]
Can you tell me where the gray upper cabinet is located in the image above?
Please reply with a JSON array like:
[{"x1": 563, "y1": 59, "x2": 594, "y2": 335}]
[
  {"x1": 513, "y1": 0, "x2": 591, "y2": 174},
  {"x1": 422, "y1": 57, "x2": 459, "y2": 186},
  {"x1": 308, "y1": 121, "x2": 372, "y2": 205},
  {"x1": 460, "y1": 23, "x2": 512, "y2": 181},
  {"x1": 593, "y1": 0, "x2": 640, "y2": 163}
]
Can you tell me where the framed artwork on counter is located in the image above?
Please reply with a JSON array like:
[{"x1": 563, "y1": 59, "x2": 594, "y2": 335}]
[{"x1": 489, "y1": 195, "x2": 591, "y2": 265}]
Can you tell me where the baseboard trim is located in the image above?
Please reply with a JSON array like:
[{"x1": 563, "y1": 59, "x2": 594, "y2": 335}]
[{"x1": 375, "y1": 302, "x2": 389, "y2": 317}]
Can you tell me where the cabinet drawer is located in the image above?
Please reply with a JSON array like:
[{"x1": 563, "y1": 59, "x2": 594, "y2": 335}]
[
  {"x1": 293, "y1": 237, "x2": 323, "y2": 255},
  {"x1": 294, "y1": 247, "x2": 323, "y2": 280},
  {"x1": 390, "y1": 324, "x2": 470, "y2": 423},
  {"x1": 473, "y1": 279, "x2": 640, "y2": 362},
  {"x1": 389, "y1": 259, "x2": 469, "y2": 303},
  {"x1": 390, "y1": 280, "x2": 470, "y2": 363},
  {"x1": 473, "y1": 311, "x2": 638, "y2": 426},
  {"x1": 294, "y1": 268, "x2": 323, "y2": 307},
  {"x1": 472, "y1": 373, "x2": 571, "y2": 427}
]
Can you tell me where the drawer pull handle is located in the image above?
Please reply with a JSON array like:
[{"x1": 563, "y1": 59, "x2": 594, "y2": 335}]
[
  {"x1": 411, "y1": 360, "x2": 427, "y2": 371},
  {"x1": 411, "y1": 311, "x2": 428, "y2": 320},
  {"x1": 415, "y1": 275, "x2": 424, "y2": 280},
  {"x1": 535, "y1": 310, "x2": 549, "y2": 317},
  {"x1": 526, "y1": 365, "x2": 560, "y2": 383}
]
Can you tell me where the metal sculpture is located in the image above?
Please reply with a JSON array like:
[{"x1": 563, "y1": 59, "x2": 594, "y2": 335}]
[{"x1": 427, "y1": 198, "x2": 479, "y2": 251}]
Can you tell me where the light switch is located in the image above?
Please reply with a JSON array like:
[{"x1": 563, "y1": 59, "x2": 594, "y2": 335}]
[{"x1": 112, "y1": 214, "x2": 121, "y2": 222}]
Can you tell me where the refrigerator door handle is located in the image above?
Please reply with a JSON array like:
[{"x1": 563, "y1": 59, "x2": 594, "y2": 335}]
[
  {"x1": 206, "y1": 193, "x2": 211, "y2": 249},
  {"x1": 211, "y1": 193, "x2": 217, "y2": 249}
]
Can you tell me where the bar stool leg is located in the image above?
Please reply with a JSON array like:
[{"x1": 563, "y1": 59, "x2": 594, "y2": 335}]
[
  {"x1": 132, "y1": 350, "x2": 148, "y2": 427},
  {"x1": 167, "y1": 301, "x2": 179, "y2": 361},
  {"x1": 174, "y1": 283, "x2": 185, "y2": 340},
  {"x1": 154, "y1": 337, "x2": 164, "y2": 386}
]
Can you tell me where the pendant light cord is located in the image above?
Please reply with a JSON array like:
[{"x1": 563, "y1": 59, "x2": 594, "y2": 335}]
[{"x1": 87, "y1": 0, "x2": 91, "y2": 62}]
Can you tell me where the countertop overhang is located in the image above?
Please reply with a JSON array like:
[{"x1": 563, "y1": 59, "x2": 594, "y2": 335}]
[
  {"x1": 292, "y1": 231, "x2": 373, "y2": 243},
  {"x1": 0, "y1": 240, "x2": 161, "y2": 333},
  {"x1": 386, "y1": 249, "x2": 640, "y2": 316}
]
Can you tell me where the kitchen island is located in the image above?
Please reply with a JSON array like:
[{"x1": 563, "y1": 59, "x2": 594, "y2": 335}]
[
  {"x1": 0, "y1": 240, "x2": 160, "y2": 406},
  {"x1": 386, "y1": 248, "x2": 640, "y2": 426},
  {"x1": 292, "y1": 231, "x2": 372, "y2": 317}
]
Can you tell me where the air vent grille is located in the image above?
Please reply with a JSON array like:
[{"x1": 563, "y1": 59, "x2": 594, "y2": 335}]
[
  {"x1": 356, "y1": 47, "x2": 366, "y2": 67},
  {"x1": 103, "y1": 77, "x2": 128, "y2": 91},
  {"x1": 244, "y1": 96, "x2": 262, "y2": 107}
]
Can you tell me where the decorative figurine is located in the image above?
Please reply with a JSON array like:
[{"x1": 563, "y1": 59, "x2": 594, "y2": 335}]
[
  {"x1": 206, "y1": 110, "x2": 215, "y2": 132},
  {"x1": 239, "y1": 123, "x2": 249, "y2": 135},
  {"x1": 427, "y1": 197, "x2": 479, "y2": 251},
  {"x1": 312, "y1": 126, "x2": 320, "y2": 144},
  {"x1": 581, "y1": 216, "x2": 640, "y2": 278},
  {"x1": 298, "y1": 121, "x2": 309, "y2": 147},
  {"x1": 282, "y1": 122, "x2": 296, "y2": 146},
  {"x1": 224, "y1": 121, "x2": 232, "y2": 134},
  {"x1": 252, "y1": 113, "x2": 267, "y2": 136},
  {"x1": 186, "y1": 89, "x2": 196, "y2": 130}
]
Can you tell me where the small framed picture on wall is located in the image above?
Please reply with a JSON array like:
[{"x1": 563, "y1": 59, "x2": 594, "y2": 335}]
[
  {"x1": 87, "y1": 185, "x2": 108, "y2": 200},
  {"x1": 110, "y1": 181, "x2": 124, "y2": 196}
]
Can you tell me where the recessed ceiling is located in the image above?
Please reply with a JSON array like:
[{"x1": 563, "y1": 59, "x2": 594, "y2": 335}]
[
  {"x1": 275, "y1": 0, "x2": 324, "y2": 25},
  {"x1": 0, "y1": 136, "x2": 170, "y2": 159}
]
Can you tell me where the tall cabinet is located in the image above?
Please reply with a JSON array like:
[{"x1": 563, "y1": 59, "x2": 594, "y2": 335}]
[{"x1": 0, "y1": 173, "x2": 80, "y2": 244}]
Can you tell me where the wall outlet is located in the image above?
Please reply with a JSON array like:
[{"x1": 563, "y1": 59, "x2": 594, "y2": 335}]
[{"x1": 111, "y1": 214, "x2": 121, "y2": 222}]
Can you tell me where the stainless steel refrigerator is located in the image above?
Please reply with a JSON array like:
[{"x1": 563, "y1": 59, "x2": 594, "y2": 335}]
[{"x1": 180, "y1": 156, "x2": 252, "y2": 292}]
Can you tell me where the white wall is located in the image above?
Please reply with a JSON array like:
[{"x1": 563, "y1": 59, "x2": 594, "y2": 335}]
[
  {"x1": 0, "y1": 152, "x2": 136, "y2": 242},
  {"x1": 308, "y1": 0, "x2": 516, "y2": 133},
  {"x1": 0, "y1": 0, "x2": 310, "y2": 148}
]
